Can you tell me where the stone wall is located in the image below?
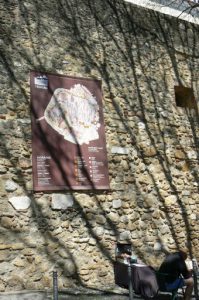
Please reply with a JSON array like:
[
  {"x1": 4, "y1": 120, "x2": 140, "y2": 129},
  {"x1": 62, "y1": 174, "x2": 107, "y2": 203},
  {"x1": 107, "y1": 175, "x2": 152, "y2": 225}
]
[{"x1": 0, "y1": 0, "x2": 199, "y2": 292}]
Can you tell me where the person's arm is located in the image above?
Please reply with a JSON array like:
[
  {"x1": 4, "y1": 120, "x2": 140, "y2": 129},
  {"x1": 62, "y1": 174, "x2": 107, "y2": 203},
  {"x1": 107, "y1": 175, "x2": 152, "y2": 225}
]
[{"x1": 180, "y1": 259, "x2": 192, "y2": 279}]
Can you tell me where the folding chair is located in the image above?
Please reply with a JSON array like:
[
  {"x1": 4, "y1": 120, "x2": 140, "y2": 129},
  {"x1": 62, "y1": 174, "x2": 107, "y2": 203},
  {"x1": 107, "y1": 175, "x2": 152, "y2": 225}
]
[{"x1": 156, "y1": 272, "x2": 183, "y2": 300}]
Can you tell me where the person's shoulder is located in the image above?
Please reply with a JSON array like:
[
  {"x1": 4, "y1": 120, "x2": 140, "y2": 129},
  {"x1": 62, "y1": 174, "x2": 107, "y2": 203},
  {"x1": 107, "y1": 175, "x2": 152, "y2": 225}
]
[
  {"x1": 169, "y1": 252, "x2": 180, "y2": 258},
  {"x1": 165, "y1": 252, "x2": 177, "y2": 258}
]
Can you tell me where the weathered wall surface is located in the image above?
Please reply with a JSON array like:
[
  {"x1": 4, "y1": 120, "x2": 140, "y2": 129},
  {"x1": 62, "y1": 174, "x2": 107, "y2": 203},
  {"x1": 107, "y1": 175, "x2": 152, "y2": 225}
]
[{"x1": 0, "y1": 0, "x2": 199, "y2": 292}]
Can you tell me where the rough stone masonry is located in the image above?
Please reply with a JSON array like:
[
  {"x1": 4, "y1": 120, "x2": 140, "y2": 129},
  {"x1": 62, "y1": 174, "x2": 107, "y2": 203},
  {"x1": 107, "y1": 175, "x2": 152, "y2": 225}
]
[{"x1": 0, "y1": 0, "x2": 198, "y2": 292}]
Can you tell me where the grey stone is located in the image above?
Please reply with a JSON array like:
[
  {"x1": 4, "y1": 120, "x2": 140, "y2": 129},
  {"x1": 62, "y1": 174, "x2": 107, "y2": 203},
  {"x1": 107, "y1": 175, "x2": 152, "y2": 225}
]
[
  {"x1": 0, "y1": 166, "x2": 7, "y2": 174},
  {"x1": 5, "y1": 180, "x2": 18, "y2": 192},
  {"x1": 94, "y1": 226, "x2": 104, "y2": 236},
  {"x1": 159, "y1": 225, "x2": 170, "y2": 235},
  {"x1": 190, "y1": 214, "x2": 196, "y2": 220},
  {"x1": 8, "y1": 196, "x2": 31, "y2": 210},
  {"x1": 64, "y1": 259, "x2": 76, "y2": 276},
  {"x1": 182, "y1": 190, "x2": 191, "y2": 196},
  {"x1": 112, "y1": 199, "x2": 122, "y2": 208},
  {"x1": 187, "y1": 150, "x2": 197, "y2": 159},
  {"x1": 96, "y1": 215, "x2": 106, "y2": 225},
  {"x1": 0, "y1": 262, "x2": 13, "y2": 275},
  {"x1": 119, "y1": 231, "x2": 131, "y2": 241},
  {"x1": 165, "y1": 195, "x2": 177, "y2": 206},
  {"x1": 108, "y1": 212, "x2": 119, "y2": 224},
  {"x1": 154, "y1": 242, "x2": 162, "y2": 251},
  {"x1": 51, "y1": 194, "x2": 74, "y2": 210},
  {"x1": 120, "y1": 215, "x2": 129, "y2": 224},
  {"x1": 138, "y1": 122, "x2": 146, "y2": 130},
  {"x1": 111, "y1": 147, "x2": 129, "y2": 155},
  {"x1": 88, "y1": 238, "x2": 96, "y2": 245}
]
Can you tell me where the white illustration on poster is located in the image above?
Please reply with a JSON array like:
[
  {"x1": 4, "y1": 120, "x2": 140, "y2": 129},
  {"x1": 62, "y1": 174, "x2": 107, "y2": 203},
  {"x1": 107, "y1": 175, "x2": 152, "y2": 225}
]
[{"x1": 37, "y1": 84, "x2": 101, "y2": 145}]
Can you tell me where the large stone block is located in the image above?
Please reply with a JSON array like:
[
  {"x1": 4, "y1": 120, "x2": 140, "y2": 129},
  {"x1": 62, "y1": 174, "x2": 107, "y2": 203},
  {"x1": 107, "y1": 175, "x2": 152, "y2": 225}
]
[
  {"x1": 51, "y1": 194, "x2": 74, "y2": 210},
  {"x1": 111, "y1": 146, "x2": 129, "y2": 155},
  {"x1": 8, "y1": 196, "x2": 31, "y2": 210}
]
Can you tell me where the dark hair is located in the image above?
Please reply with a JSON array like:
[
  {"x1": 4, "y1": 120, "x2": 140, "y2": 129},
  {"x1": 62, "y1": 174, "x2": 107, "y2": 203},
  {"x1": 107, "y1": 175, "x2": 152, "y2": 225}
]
[
  {"x1": 179, "y1": 249, "x2": 188, "y2": 260},
  {"x1": 124, "y1": 249, "x2": 131, "y2": 255}
]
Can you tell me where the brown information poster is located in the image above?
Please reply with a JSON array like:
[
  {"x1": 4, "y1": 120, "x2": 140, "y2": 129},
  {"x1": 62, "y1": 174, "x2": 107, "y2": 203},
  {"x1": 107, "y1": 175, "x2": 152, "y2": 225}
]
[{"x1": 30, "y1": 71, "x2": 110, "y2": 191}]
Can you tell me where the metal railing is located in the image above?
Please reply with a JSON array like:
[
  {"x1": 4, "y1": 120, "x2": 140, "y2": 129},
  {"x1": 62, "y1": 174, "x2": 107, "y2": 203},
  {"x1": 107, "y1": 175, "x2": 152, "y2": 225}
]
[{"x1": 53, "y1": 271, "x2": 58, "y2": 300}]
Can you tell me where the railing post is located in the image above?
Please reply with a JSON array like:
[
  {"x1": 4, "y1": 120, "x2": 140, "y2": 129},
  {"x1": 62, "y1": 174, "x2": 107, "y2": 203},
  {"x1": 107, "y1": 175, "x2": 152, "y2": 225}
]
[
  {"x1": 128, "y1": 262, "x2": 134, "y2": 300},
  {"x1": 192, "y1": 259, "x2": 199, "y2": 300},
  {"x1": 53, "y1": 270, "x2": 58, "y2": 300}
]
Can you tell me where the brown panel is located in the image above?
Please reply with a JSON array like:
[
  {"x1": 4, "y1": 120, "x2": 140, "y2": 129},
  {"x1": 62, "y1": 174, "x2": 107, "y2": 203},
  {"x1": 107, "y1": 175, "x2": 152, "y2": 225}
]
[{"x1": 30, "y1": 71, "x2": 110, "y2": 191}]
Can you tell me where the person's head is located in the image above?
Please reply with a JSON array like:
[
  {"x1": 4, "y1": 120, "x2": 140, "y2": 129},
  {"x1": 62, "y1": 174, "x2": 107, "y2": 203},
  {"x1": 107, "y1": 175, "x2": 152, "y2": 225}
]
[
  {"x1": 179, "y1": 249, "x2": 188, "y2": 260},
  {"x1": 125, "y1": 249, "x2": 131, "y2": 255}
]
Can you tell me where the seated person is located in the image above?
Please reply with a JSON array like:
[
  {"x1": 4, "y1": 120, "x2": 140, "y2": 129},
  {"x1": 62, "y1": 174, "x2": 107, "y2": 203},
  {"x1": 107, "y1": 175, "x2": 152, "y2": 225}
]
[
  {"x1": 159, "y1": 249, "x2": 193, "y2": 300},
  {"x1": 117, "y1": 249, "x2": 132, "y2": 264}
]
